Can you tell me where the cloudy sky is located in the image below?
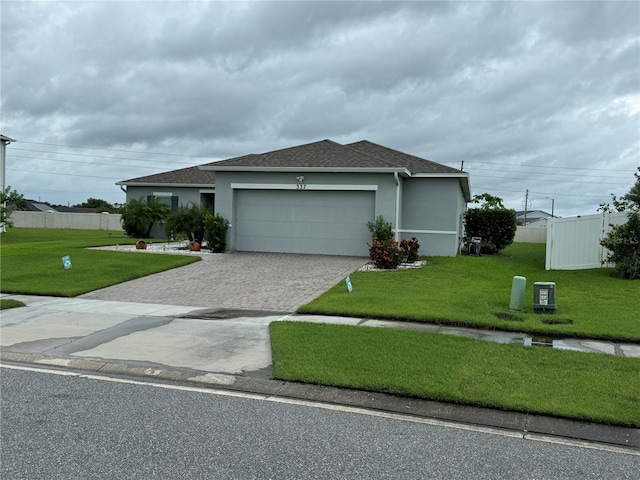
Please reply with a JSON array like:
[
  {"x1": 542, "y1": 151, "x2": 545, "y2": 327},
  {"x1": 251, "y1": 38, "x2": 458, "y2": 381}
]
[{"x1": 1, "y1": 1, "x2": 638, "y2": 216}]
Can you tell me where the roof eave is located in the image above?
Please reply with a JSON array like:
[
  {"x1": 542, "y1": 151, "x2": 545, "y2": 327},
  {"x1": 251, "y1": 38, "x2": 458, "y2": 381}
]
[
  {"x1": 199, "y1": 166, "x2": 410, "y2": 175},
  {"x1": 116, "y1": 181, "x2": 215, "y2": 188}
]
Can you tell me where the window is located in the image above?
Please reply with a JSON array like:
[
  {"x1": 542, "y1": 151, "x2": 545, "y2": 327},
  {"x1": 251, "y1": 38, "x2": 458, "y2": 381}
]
[{"x1": 148, "y1": 193, "x2": 178, "y2": 211}]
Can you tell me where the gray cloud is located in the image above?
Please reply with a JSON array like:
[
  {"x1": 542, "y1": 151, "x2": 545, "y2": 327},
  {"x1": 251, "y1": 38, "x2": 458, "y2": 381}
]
[{"x1": 1, "y1": 1, "x2": 638, "y2": 214}]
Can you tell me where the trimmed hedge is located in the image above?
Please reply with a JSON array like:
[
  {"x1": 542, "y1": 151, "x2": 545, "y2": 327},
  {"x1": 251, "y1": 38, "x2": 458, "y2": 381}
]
[{"x1": 464, "y1": 208, "x2": 517, "y2": 254}]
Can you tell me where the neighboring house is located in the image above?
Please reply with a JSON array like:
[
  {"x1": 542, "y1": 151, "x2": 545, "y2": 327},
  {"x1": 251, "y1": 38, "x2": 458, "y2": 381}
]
[
  {"x1": 118, "y1": 139, "x2": 470, "y2": 256},
  {"x1": 20, "y1": 200, "x2": 92, "y2": 213},
  {"x1": 516, "y1": 210, "x2": 555, "y2": 226}
]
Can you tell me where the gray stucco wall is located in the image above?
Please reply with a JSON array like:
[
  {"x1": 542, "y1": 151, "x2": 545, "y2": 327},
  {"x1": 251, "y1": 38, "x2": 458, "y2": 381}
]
[
  {"x1": 124, "y1": 186, "x2": 205, "y2": 207},
  {"x1": 399, "y1": 177, "x2": 466, "y2": 256},
  {"x1": 214, "y1": 171, "x2": 399, "y2": 252},
  {"x1": 123, "y1": 186, "x2": 214, "y2": 239}
]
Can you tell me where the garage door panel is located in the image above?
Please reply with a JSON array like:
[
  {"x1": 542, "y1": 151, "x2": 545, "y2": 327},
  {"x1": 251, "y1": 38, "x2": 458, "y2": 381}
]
[{"x1": 235, "y1": 190, "x2": 374, "y2": 256}]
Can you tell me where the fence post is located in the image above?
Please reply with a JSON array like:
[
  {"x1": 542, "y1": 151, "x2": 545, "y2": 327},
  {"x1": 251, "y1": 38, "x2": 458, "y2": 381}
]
[
  {"x1": 545, "y1": 217, "x2": 554, "y2": 270},
  {"x1": 100, "y1": 212, "x2": 109, "y2": 231}
]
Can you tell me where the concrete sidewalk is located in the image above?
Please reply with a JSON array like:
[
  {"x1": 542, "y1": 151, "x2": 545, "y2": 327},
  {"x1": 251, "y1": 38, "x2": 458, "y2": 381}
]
[{"x1": 1, "y1": 294, "x2": 638, "y2": 450}]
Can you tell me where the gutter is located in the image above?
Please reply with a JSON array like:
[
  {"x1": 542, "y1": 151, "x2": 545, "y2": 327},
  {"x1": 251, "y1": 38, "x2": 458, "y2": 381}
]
[{"x1": 394, "y1": 171, "x2": 401, "y2": 241}]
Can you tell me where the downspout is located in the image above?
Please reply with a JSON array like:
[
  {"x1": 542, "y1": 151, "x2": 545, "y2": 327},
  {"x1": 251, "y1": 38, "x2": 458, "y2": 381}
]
[{"x1": 394, "y1": 171, "x2": 401, "y2": 241}]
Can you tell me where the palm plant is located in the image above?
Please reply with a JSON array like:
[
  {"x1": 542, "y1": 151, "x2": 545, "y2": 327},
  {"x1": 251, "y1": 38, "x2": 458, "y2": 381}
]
[{"x1": 120, "y1": 197, "x2": 171, "y2": 237}]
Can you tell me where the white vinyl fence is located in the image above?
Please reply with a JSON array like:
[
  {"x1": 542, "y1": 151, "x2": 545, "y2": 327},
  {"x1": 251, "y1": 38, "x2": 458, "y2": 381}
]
[
  {"x1": 9, "y1": 211, "x2": 123, "y2": 231},
  {"x1": 515, "y1": 226, "x2": 547, "y2": 243},
  {"x1": 545, "y1": 212, "x2": 628, "y2": 270}
]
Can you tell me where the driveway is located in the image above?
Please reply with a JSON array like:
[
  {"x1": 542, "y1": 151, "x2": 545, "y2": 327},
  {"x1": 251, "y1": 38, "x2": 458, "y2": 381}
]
[{"x1": 80, "y1": 252, "x2": 367, "y2": 312}]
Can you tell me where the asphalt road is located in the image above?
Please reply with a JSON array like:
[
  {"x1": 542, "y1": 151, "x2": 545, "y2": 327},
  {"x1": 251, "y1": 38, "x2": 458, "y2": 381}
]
[{"x1": 1, "y1": 365, "x2": 637, "y2": 480}]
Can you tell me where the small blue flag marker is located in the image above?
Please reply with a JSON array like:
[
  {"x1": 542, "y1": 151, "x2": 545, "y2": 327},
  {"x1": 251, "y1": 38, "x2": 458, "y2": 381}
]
[
  {"x1": 345, "y1": 276, "x2": 353, "y2": 293},
  {"x1": 62, "y1": 255, "x2": 72, "y2": 270}
]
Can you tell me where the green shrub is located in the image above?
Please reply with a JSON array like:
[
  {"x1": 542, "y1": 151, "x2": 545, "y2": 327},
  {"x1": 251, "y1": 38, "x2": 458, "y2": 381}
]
[
  {"x1": 464, "y1": 208, "x2": 517, "y2": 254},
  {"x1": 165, "y1": 204, "x2": 207, "y2": 243},
  {"x1": 366, "y1": 215, "x2": 394, "y2": 243},
  {"x1": 600, "y1": 210, "x2": 640, "y2": 279},
  {"x1": 203, "y1": 212, "x2": 229, "y2": 252}
]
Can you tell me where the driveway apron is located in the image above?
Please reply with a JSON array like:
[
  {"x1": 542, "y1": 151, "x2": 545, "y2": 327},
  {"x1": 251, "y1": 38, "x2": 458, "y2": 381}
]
[{"x1": 80, "y1": 252, "x2": 367, "y2": 312}]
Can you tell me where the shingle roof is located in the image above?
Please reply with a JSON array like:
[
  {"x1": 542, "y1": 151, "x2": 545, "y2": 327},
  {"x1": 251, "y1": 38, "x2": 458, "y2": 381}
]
[
  {"x1": 346, "y1": 140, "x2": 463, "y2": 174},
  {"x1": 201, "y1": 140, "x2": 401, "y2": 170},
  {"x1": 201, "y1": 139, "x2": 461, "y2": 174},
  {"x1": 117, "y1": 165, "x2": 215, "y2": 186},
  {"x1": 117, "y1": 139, "x2": 465, "y2": 187}
]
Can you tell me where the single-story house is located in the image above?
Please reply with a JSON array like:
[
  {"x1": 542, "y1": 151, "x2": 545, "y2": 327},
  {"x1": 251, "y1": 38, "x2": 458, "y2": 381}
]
[
  {"x1": 118, "y1": 139, "x2": 471, "y2": 256},
  {"x1": 516, "y1": 210, "x2": 555, "y2": 226}
]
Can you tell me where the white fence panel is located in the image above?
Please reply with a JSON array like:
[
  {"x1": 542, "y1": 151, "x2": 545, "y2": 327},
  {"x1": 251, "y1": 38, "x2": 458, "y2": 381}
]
[
  {"x1": 515, "y1": 226, "x2": 547, "y2": 243},
  {"x1": 545, "y1": 212, "x2": 628, "y2": 270},
  {"x1": 9, "y1": 211, "x2": 123, "y2": 231}
]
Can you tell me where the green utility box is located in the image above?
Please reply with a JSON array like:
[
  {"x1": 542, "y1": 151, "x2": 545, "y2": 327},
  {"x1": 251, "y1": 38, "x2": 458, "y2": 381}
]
[{"x1": 509, "y1": 276, "x2": 526, "y2": 311}]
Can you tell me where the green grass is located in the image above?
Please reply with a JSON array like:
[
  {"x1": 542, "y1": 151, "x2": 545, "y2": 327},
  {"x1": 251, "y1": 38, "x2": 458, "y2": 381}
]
[
  {"x1": 0, "y1": 228, "x2": 199, "y2": 296},
  {"x1": 270, "y1": 321, "x2": 640, "y2": 427},
  {"x1": 299, "y1": 243, "x2": 640, "y2": 342},
  {"x1": 0, "y1": 299, "x2": 26, "y2": 310}
]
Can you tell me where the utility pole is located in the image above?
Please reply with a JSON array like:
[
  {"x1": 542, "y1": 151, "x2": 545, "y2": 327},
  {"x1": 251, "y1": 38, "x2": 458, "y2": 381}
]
[
  {"x1": 545, "y1": 196, "x2": 555, "y2": 218},
  {"x1": 523, "y1": 189, "x2": 529, "y2": 225},
  {"x1": 0, "y1": 134, "x2": 16, "y2": 234}
]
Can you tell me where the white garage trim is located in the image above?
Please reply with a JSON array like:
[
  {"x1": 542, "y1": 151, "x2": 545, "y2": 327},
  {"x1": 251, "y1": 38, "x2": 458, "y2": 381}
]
[{"x1": 231, "y1": 183, "x2": 378, "y2": 191}]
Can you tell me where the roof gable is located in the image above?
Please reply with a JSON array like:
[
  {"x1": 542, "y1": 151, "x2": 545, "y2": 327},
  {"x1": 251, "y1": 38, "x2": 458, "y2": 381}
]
[{"x1": 201, "y1": 139, "x2": 401, "y2": 170}]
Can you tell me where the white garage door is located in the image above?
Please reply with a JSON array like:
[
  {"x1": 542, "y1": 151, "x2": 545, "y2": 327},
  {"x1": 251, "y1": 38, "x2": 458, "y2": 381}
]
[{"x1": 235, "y1": 189, "x2": 375, "y2": 256}]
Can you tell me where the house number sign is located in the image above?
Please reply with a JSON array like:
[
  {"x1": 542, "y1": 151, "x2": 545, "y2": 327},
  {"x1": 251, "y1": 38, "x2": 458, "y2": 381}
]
[{"x1": 296, "y1": 175, "x2": 306, "y2": 189}]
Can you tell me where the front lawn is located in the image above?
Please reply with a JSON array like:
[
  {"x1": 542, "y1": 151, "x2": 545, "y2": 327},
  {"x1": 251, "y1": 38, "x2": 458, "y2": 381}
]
[
  {"x1": 299, "y1": 243, "x2": 640, "y2": 342},
  {"x1": 0, "y1": 228, "x2": 199, "y2": 296},
  {"x1": 270, "y1": 321, "x2": 640, "y2": 427}
]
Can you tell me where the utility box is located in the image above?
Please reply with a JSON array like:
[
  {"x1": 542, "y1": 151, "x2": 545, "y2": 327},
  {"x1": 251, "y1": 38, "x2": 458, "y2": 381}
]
[
  {"x1": 533, "y1": 282, "x2": 556, "y2": 314},
  {"x1": 509, "y1": 276, "x2": 526, "y2": 311}
]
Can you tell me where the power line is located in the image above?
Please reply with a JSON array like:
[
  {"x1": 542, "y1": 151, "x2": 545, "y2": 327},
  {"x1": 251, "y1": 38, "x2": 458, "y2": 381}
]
[
  {"x1": 10, "y1": 148, "x2": 205, "y2": 167},
  {"x1": 16, "y1": 140, "x2": 216, "y2": 160},
  {"x1": 473, "y1": 186, "x2": 613, "y2": 199},
  {"x1": 467, "y1": 166, "x2": 629, "y2": 180},
  {"x1": 444, "y1": 159, "x2": 633, "y2": 173},
  {"x1": 8, "y1": 154, "x2": 175, "y2": 171},
  {"x1": 470, "y1": 173, "x2": 625, "y2": 186},
  {"x1": 8, "y1": 168, "x2": 123, "y2": 180}
]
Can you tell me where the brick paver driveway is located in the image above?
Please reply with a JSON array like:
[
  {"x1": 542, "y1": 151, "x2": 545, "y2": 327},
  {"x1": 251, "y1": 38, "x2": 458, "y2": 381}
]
[{"x1": 81, "y1": 252, "x2": 367, "y2": 312}]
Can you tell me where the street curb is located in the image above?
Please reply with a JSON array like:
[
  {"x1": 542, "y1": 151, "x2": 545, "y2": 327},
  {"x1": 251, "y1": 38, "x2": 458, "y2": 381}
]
[{"x1": 2, "y1": 351, "x2": 638, "y2": 451}]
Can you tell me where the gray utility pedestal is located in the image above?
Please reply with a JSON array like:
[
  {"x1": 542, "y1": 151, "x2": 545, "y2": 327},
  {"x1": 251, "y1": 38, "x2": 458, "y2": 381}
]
[{"x1": 533, "y1": 282, "x2": 556, "y2": 314}]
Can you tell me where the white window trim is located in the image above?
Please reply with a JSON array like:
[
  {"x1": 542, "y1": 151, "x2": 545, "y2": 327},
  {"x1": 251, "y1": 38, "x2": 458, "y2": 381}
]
[{"x1": 152, "y1": 191, "x2": 173, "y2": 197}]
